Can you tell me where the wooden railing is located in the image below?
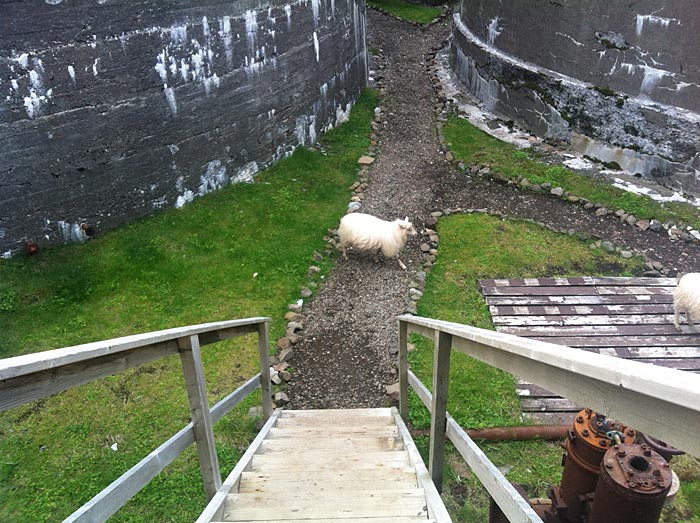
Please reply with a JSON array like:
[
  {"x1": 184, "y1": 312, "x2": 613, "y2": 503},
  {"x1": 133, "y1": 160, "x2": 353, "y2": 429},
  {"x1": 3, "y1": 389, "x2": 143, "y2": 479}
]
[
  {"x1": 397, "y1": 314, "x2": 700, "y2": 523},
  {"x1": 0, "y1": 317, "x2": 272, "y2": 523}
]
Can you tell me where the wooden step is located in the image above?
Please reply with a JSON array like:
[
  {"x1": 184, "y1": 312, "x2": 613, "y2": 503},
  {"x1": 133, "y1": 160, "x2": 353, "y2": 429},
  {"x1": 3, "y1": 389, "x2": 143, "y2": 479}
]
[
  {"x1": 239, "y1": 468, "x2": 418, "y2": 487},
  {"x1": 279, "y1": 408, "x2": 394, "y2": 417},
  {"x1": 239, "y1": 476, "x2": 419, "y2": 494},
  {"x1": 274, "y1": 416, "x2": 395, "y2": 428},
  {"x1": 259, "y1": 435, "x2": 403, "y2": 452},
  {"x1": 266, "y1": 425, "x2": 400, "y2": 438},
  {"x1": 221, "y1": 492, "x2": 429, "y2": 521},
  {"x1": 250, "y1": 450, "x2": 410, "y2": 471},
  {"x1": 213, "y1": 519, "x2": 436, "y2": 523}
]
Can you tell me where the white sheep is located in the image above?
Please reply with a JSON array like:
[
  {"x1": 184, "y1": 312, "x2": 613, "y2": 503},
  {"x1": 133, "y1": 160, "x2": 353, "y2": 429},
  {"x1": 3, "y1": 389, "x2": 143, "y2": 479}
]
[
  {"x1": 673, "y1": 273, "x2": 700, "y2": 330},
  {"x1": 338, "y1": 212, "x2": 417, "y2": 270}
]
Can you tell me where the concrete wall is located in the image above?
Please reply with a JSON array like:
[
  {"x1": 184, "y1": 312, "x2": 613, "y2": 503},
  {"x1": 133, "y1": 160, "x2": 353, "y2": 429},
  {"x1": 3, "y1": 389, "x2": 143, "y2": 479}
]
[
  {"x1": 0, "y1": 0, "x2": 368, "y2": 256},
  {"x1": 449, "y1": 0, "x2": 700, "y2": 196}
]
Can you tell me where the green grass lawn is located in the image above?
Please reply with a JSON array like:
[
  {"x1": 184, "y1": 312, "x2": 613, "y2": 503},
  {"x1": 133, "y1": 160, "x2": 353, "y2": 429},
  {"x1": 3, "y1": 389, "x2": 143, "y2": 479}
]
[
  {"x1": 0, "y1": 89, "x2": 379, "y2": 523},
  {"x1": 443, "y1": 116, "x2": 700, "y2": 229},
  {"x1": 407, "y1": 213, "x2": 700, "y2": 522},
  {"x1": 368, "y1": 0, "x2": 444, "y2": 24}
]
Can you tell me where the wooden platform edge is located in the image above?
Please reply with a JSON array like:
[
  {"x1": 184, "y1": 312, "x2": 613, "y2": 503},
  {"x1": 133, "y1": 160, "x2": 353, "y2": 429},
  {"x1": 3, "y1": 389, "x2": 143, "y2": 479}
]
[
  {"x1": 392, "y1": 408, "x2": 453, "y2": 523},
  {"x1": 195, "y1": 409, "x2": 282, "y2": 523}
]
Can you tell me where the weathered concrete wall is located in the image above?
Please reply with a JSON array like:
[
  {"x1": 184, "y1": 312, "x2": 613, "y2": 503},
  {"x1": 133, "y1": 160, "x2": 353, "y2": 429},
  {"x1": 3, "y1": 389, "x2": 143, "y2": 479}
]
[
  {"x1": 0, "y1": 0, "x2": 368, "y2": 256},
  {"x1": 449, "y1": 0, "x2": 700, "y2": 196}
]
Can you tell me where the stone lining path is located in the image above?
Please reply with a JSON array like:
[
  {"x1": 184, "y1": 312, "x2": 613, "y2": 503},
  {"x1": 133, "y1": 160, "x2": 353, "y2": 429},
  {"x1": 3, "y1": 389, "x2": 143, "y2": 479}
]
[{"x1": 284, "y1": 9, "x2": 700, "y2": 409}]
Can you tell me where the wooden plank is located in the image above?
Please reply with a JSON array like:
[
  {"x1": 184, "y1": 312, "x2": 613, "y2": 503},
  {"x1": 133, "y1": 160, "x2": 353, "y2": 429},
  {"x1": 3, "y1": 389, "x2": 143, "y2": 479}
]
[
  {"x1": 392, "y1": 408, "x2": 453, "y2": 523},
  {"x1": 178, "y1": 335, "x2": 221, "y2": 500},
  {"x1": 521, "y1": 398, "x2": 581, "y2": 412},
  {"x1": 266, "y1": 425, "x2": 400, "y2": 438},
  {"x1": 480, "y1": 277, "x2": 676, "y2": 287},
  {"x1": 521, "y1": 411, "x2": 579, "y2": 426},
  {"x1": 195, "y1": 409, "x2": 282, "y2": 523},
  {"x1": 399, "y1": 319, "x2": 409, "y2": 420},
  {"x1": 238, "y1": 478, "x2": 418, "y2": 494},
  {"x1": 429, "y1": 331, "x2": 451, "y2": 493},
  {"x1": 501, "y1": 324, "x2": 687, "y2": 336},
  {"x1": 279, "y1": 408, "x2": 394, "y2": 418},
  {"x1": 0, "y1": 340, "x2": 180, "y2": 412},
  {"x1": 528, "y1": 335, "x2": 700, "y2": 348},
  {"x1": 399, "y1": 315, "x2": 700, "y2": 457},
  {"x1": 485, "y1": 294, "x2": 674, "y2": 305},
  {"x1": 490, "y1": 304, "x2": 674, "y2": 316},
  {"x1": 481, "y1": 285, "x2": 673, "y2": 296},
  {"x1": 213, "y1": 519, "x2": 435, "y2": 523},
  {"x1": 250, "y1": 451, "x2": 410, "y2": 470},
  {"x1": 274, "y1": 416, "x2": 395, "y2": 428},
  {"x1": 238, "y1": 467, "x2": 418, "y2": 485},
  {"x1": 493, "y1": 314, "x2": 675, "y2": 326},
  {"x1": 259, "y1": 436, "x2": 403, "y2": 452},
  {"x1": 257, "y1": 322, "x2": 272, "y2": 420},
  {"x1": 597, "y1": 347, "x2": 700, "y2": 358},
  {"x1": 222, "y1": 492, "x2": 428, "y2": 521},
  {"x1": 0, "y1": 317, "x2": 271, "y2": 381}
]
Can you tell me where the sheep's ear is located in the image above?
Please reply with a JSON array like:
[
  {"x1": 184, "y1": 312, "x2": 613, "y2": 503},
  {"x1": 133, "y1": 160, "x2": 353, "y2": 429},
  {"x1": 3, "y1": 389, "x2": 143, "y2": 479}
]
[{"x1": 404, "y1": 216, "x2": 410, "y2": 222}]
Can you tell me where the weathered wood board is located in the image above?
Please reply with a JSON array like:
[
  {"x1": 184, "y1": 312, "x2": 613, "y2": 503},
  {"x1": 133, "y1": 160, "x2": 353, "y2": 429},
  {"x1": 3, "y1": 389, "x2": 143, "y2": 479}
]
[{"x1": 479, "y1": 277, "x2": 700, "y2": 424}]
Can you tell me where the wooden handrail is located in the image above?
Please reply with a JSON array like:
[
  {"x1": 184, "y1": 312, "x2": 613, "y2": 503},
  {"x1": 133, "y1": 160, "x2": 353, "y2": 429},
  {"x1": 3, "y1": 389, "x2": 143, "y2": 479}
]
[
  {"x1": 0, "y1": 317, "x2": 272, "y2": 523},
  {"x1": 397, "y1": 314, "x2": 700, "y2": 523}
]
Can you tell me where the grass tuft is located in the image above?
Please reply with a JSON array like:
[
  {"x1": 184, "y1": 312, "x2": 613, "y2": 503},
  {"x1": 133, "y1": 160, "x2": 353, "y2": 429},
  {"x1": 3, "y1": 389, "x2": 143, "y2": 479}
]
[
  {"x1": 443, "y1": 116, "x2": 700, "y2": 229},
  {"x1": 368, "y1": 0, "x2": 443, "y2": 24}
]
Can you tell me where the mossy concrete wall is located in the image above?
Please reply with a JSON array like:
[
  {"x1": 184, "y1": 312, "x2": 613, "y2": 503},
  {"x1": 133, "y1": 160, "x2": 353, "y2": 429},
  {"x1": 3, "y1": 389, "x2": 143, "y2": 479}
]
[
  {"x1": 449, "y1": 0, "x2": 700, "y2": 196},
  {"x1": 0, "y1": 0, "x2": 367, "y2": 255}
]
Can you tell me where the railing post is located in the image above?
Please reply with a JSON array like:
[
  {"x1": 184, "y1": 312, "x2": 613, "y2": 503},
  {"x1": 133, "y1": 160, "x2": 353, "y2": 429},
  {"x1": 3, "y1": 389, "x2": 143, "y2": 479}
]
[
  {"x1": 178, "y1": 334, "x2": 221, "y2": 500},
  {"x1": 257, "y1": 321, "x2": 272, "y2": 420},
  {"x1": 429, "y1": 330, "x2": 452, "y2": 493},
  {"x1": 398, "y1": 319, "x2": 409, "y2": 420}
]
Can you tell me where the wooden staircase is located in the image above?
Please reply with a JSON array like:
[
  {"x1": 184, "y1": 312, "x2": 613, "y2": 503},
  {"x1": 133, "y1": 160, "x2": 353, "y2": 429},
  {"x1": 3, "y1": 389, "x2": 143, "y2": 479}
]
[{"x1": 202, "y1": 407, "x2": 450, "y2": 523}]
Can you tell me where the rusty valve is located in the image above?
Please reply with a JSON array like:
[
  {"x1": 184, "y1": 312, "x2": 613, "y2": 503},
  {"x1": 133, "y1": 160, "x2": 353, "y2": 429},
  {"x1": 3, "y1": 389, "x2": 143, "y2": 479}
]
[
  {"x1": 588, "y1": 443, "x2": 672, "y2": 523},
  {"x1": 550, "y1": 409, "x2": 633, "y2": 523}
]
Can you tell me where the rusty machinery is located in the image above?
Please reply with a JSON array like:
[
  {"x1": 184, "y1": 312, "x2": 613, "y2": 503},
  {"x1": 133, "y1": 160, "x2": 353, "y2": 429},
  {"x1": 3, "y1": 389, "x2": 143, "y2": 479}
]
[{"x1": 488, "y1": 408, "x2": 680, "y2": 523}]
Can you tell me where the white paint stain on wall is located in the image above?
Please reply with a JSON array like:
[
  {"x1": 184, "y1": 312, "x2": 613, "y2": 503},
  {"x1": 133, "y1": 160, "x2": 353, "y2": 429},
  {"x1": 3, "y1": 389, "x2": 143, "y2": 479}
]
[
  {"x1": 313, "y1": 32, "x2": 320, "y2": 62},
  {"x1": 640, "y1": 65, "x2": 671, "y2": 96},
  {"x1": 284, "y1": 4, "x2": 292, "y2": 29},
  {"x1": 21, "y1": 57, "x2": 53, "y2": 119},
  {"x1": 164, "y1": 84, "x2": 177, "y2": 115},
  {"x1": 635, "y1": 14, "x2": 680, "y2": 36},
  {"x1": 233, "y1": 161, "x2": 259, "y2": 183},
  {"x1": 220, "y1": 16, "x2": 233, "y2": 64},
  {"x1": 487, "y1": 17, "x2": 502, "y2": 48},
  {"x1": 295, "y1": 115, "x2": 308, "y2": 145},
  {"x1": 199, "y1": 160, "x2": 229, "y2": 194},
  {"x1": 67, "y1": 65, "x2": 76, "y2": 82}
]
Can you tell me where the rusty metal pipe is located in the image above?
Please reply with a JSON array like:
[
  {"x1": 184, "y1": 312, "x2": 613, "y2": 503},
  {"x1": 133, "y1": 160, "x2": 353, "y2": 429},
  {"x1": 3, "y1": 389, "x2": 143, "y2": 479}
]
[{"x1": 467, "y1": 425, "x2": 569, "y2": 441}]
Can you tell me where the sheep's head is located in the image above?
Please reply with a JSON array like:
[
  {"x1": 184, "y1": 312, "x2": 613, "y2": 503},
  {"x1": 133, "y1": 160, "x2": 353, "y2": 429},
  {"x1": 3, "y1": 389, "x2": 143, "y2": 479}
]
[{"x1": 397, "y1": 217, "x2": 417, "y2": 236}]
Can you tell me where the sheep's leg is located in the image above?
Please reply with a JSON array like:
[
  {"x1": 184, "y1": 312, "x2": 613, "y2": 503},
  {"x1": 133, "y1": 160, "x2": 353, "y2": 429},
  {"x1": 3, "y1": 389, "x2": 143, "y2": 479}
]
[
  {"x1": 674, "y1": 307, "x2": 681, "y2": 329},
  {"x1": 688, "y1": 311, "x2": 694, "y2": 328},
  {"x1": 397, "y1": 257, "x2": 407, "y2": 270},
  {"x1": 340, "y1": 242, "x2": 348, "y2": 260}
]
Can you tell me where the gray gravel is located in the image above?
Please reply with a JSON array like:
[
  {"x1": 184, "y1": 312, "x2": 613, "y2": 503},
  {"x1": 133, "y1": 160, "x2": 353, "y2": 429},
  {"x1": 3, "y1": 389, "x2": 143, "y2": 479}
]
[{"x1": 284, "y1": 9, "x2": 700, "y2": 410}]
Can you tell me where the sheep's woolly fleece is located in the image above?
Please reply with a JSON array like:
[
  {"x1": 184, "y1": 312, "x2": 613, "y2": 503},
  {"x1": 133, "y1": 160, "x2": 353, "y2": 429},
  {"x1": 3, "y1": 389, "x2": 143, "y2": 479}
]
[{"x1": 283, "y1": 9, "x2": 700, "y2": 410}]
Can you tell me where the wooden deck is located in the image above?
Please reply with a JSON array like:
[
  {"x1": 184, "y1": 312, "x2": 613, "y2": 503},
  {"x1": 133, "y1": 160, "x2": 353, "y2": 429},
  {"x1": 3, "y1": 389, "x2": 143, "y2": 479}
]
[{"x1": 479, "y1": 277, "x2": 700, "y2": 424}]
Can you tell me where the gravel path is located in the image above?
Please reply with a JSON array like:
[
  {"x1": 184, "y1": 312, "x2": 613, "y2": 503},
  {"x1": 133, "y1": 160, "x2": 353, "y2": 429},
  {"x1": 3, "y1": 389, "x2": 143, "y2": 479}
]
[{"x1": 284, "y1": 10, "x2": 700, "y2": 409}]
